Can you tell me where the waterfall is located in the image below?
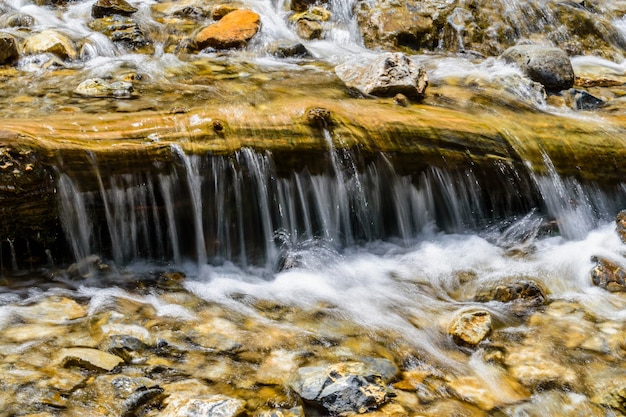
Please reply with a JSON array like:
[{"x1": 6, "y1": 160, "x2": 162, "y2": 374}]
[{"x1": 55, "y1": 141, "x2": 625, "y2": 271}]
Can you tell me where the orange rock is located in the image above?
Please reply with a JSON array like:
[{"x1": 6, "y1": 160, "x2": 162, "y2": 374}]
[{"x1": 195, "y1": 9, "x2": 260, "y2": 50}]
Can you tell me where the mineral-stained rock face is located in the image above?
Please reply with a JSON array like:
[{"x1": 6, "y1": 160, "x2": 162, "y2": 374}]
[
  {"x1": 335, "y1": 52, "x2": 428, "y2": 99},
  {"x1": 194, "y1": 9, "x2": 260, "y2": 50},
  {"x1": 500, "y1": 45, "x2": 575, "y2": 92}
]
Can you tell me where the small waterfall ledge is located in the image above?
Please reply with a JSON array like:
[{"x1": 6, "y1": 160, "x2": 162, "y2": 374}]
[{"x1": 1, "y1": 97, "x2": 626, "y2": 268}]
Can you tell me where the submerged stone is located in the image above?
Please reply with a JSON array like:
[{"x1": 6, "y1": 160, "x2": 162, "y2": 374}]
[
  {"x1": 335, "y1": 52, "x2": 428, "y2": 99},
  {"x1": 58, "y1": 347, "x2": 124, "y2": 372},
  {"x1": 160, "y1": 393, "x2": 245, "y2": 417},
  {"x1": 195, "y1": 9, "x2": 260, "y2": 50},
  {"x1": 500, "y1": 45, "x2": 575, "y2": 92},
  {"x1": 74, "y1": 78, "x2": 135, "y2": 99}
]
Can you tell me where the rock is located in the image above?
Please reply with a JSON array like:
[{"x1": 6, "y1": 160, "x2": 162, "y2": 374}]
[
  {"x1": 335, "y1": 52, "x2": 428, "y2": 100},
  {"x1": 16, "y1": 296, "x2": 87, "y2": 323},
  {"x1": 157, "y1": 271, "x2": 186, "y2": 291},
  {"x1": 88, "y1": 16, "x2": 151, "y2": 49},
  {"x1": 290, "y1": 7, "x2": 331, "y2": 23},
  {"x1": 448, "y1": 310, "x2": 492, "y2": 347},
  {"x1": 289, "y1": 0, "x2": 324, "y2": 12},
  {"x1": 500, "y1": 45, "x2": 575, "y2": 92},
  {"x1": 58, "y1": 347, "x2": 124, "y2": 372},
  {"x1": 295, "y1": 19, "x2": 322, "y2": 40},
  {"x1": 159, "y1": 393, "x2": 245, "y2": 417},
  {"x1": 305, "y1": 107, "x2": 332, "y2": 127},
  {"x1": 92, "y1": 0, "x2": 138, "y2": 18},
  {"x1": 211, "y1": 4, "x2": 240, "y2": 20},
  {"x1": 616, "y1": 210, "x2": 626, "y2": 243},
  {"x1": 446, "y1": 374, "x2": 529, "y2": 411},
  {"x1": 564, "y1": 89, "x2": 606, "y2": 110},
  {"x1": 74, "y1": 78, "x2": 135, "y2": 99},
  {"x1": 67, "y1": 254, "x2": 111, "y2": 278},
  {"x1": 257, "y1": 407, "x2": 304, "y2": 417},
  {"x1": 0, "y1": 13, "x2": 35, "y2": 28},
  {"x1": 256, "y1": 350, "x2": 300, "y2": 385},
  {"x1": 589, "y1": 370, "x2": 626, "y2": 414},
  {"x1": 66, "y1": 375, "x2": 164, "y2": 416},
  {"x1": 0, "y1": 33, "x2": 19, "y2": 65},
  {"x1": 590, "y1": 256, "x2": 626, "y2": 292},
  {"x1": 290, "y1": 361, "x2": 392, "y2": 415},
  {"x1": 268, "y1": 41, "x2": 309, "y2": 58},
  {"x1": 504, "y1": 345, "x2": 579, "y2": 389},
  {"x1": 195, "y1": 9, "x2": 260, "y2": 50},
  {"x1": 100, "y1": 334, "x2": 149, "y2": 364},
  {"x1": 502, "y1": 391, "x2": 611, "y2": 417},
  {"x1": 23, "y1": 30, "x2": 78, "y2": 60},
  {"x1": 474, "y1": 280, "x2": 547, "y2": 305}
]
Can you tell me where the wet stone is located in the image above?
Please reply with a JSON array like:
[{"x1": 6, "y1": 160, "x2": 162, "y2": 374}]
[
  {"x1": 23, "y1": 30, "x2": 78, "y2": 60},
  {"x1": 448, "y1": 310, "x2": 492, "y2": 347},
  {"x1": 295, "y1": 19, "x2": 322, "y2": 40},
  {"x1": 335, "y1": 52, "x2": 428, "y2": 100},
  {"x1": 590, "y1": 256, "x2": 626, "y2": 292},
  {"x1": 88, "y1": 16, "x2": 151, "y2": 49},
  {"x1": 268, "y1": 41, "x2": 309, "y2": 58},
  {"x1": 0, "y1": 13, "x2": 35, "y2": 28},
  {"x1": 500, "y1": 45, "x2": 575, "y2": 92},
  {"x1": 291, "y1": 361, "x2": 392, "y2": 416},
  {"x1": 92, "y1": 0, "x2": 138, "y2": 18},
  {"x1": 195, "y1": 9, "x2": 260, "y2": 50}
]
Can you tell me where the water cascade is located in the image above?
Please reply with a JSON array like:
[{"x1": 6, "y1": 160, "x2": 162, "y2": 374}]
[{"x1": 0, "y1": 0, "x2": 626, "y2": 414}]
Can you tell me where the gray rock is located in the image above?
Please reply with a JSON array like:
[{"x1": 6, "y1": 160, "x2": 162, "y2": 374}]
[
  {"x1": 291, "y1": 361, "x2": 392, "y2": 416},
  {"x1": 0, "y1": 33, "x2": 19, "y2": 65},
  {"x1": 268, "y1": 41, "x2": 309, "y2": 58},
  {"x1": 568, "y1": 89, "x2": 605, "y2": 110},
  {"x1": 335, "y1": 52, "x2": 428, "y2": 100},
  {"x1": 500, "y1": 45, "x2": 575, "y2": 92},
  {"x1": 89, "y1": 15, "x2": 150, "y2": 49}
]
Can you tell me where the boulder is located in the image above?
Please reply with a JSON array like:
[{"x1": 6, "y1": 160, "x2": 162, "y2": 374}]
[
  {"x1": 92, "y1": 0, "x2": 138, "y2": 18},
  {"x1": 335, "y1": 52, "x2": 428, "y2": 99},
  {"x1": 448, "y1": 310, "x2": 492, "y2": 347},
  {"x1": 0, "y1": 33, "x2": 19, "y2": 65},
  {"x1": 195, "y1": 9, "x2": 260, "y2": 50},
  {"x1": 500, "y1": 45, "x2": 575, "y2": 92},
  {"x1": 290, "y1": 361, "x2": 393, "y2": 415},
  {"x1": 268, "y1": 41, "x2": 309, "y2": 58},
  {"x1": 616, "y1": 210, "x2": 626, "y2": 243},
  {"x1": 590, "y1": 256, "x2": 626, "y2": 292},
  {"x1": 23, "y1": 30, "x2": 77, "y2": 60}
]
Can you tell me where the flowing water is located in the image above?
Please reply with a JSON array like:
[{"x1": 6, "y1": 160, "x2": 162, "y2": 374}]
[{"x1": 1, "y1": 0, "x2": 626, "y2": 415}]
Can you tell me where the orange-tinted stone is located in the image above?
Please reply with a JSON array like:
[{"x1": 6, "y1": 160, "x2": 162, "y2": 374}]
[{"x1": 195, "y1": 9, "x2": 260, "y2": 50}]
